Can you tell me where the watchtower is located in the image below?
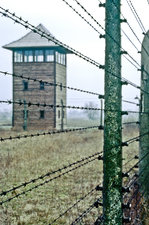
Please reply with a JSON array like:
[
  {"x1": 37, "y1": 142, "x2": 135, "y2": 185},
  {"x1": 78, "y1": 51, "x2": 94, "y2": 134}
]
[{"x1": 3, "y1": 24, "x2": 72, "y2": 130}]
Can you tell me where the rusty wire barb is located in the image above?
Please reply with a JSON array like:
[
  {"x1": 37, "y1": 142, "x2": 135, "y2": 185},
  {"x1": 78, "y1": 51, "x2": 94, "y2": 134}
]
[
  {"x1": 70, "y1": 197, "x2": 103, "y2": 225},
  {"x1": 49, "y1": 184, "x2": 103, "y2": 224},
  {"x1": 0, "y1": 154, "x2": 103, "y2": 205}
]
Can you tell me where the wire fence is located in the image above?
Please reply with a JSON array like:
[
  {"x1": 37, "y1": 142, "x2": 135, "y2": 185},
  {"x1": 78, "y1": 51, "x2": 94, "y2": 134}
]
[{"x1": 0, "y1": 0, "x2": 149, "y2": 224}]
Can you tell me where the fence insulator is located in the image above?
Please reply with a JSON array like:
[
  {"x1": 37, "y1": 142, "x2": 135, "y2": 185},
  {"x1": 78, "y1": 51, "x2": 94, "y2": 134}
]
[
  {"x1": 121, "y1": 142, "x2": 129, "y2": 147},
  {"x1": 122, "y1": 203, "x2": 131, "y2": 209},
  {"x1": 121, "y1": 111, "x2": 129, "y2": 115},
  {"x1": 99, "y1": 3, "x2": 105, "y2": 7},
  {"x1": 98, "y1": 125, "x2": 104, "y2": 130},
  {"x1": 122, "y1": 187, "x2": 131, "y2": 193},
  {"x1": 99, "y1": 34, "x2": 105, "y2": 39},
  {"x1": 120, "y1": 19, "x2": 127, "y2": 23},
  {"x1": 123, "y1": 217, "x2": 131, "y2": 223},
  {"x1": 120, "y1": 51, "x2": 128, "y2": 55},
  {"x1": 94, "y1": 200, "x2": 103, "y2": 208},
  {"x1": 138, "y1": 68, "x2": 142, "y2": 72},
  {"x1": 134, "y1": 173, "x2": 139, "y2": 178},
  {"x1": 98, "y1": 155, "x2": 103, "y2": 160},
  {"x1": 121, "y1": 81, "x2": 128, "y2": 85},
  {"x1": 96, "y1": 185, "x2": 103, "y2": 191},
  {"x1": 98, "y1": 94, "x2": 105, "y2": 99},
  {"x1": 122, "y1": 173, "x2": 129, "y2": 178},
  {"x1": 99, "y1": 65, "x2": 105, "y2": 69},
  {"x1": 134, "y1": 164, "x2": 139, "y2": 168}
]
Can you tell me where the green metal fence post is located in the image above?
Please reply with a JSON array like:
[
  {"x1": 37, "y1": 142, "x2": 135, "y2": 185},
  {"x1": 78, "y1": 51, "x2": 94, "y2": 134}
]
[
  {"x1": 140, "y1": 33, "x2": 149, "y2": 200},
  {"x1": 103, "y1": 0, "x2": 122, "y2": 224}
]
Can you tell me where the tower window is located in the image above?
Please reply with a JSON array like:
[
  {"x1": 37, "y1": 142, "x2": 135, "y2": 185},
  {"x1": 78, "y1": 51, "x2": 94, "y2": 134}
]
[
  {"x1": 40, "y1": 110, "x2": 45, "y2": 119},
  {"x1": 24, "y1": 50, "x2": 33, "y2": 62},
  {"x1": 45, "y1": 50, "x2": 54, "y2": 62},
  {"x1": 35, "y1": 50, "x2": 44, "y2": 62},
  {"x1": 40, "y1": 82, "x2": 45, "y2": 90},
  {"x1": 23, "y1": 81, "x2": 28, "y2": 91},
  {"x1": 14, "y1": 51, "x2": 23, "y2": 62},
  {"x1": 56, "y1": 52, "x2": 66, "y2": 65}
]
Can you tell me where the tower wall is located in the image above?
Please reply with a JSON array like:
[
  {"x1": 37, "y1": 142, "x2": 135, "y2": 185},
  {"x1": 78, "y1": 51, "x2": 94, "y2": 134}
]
[
  {"x1": 55, "y1": 63, "x2": 67, "y2": 129},
  {"x1": 13, "y1": 62, "x2": 55, "y2": 130}
]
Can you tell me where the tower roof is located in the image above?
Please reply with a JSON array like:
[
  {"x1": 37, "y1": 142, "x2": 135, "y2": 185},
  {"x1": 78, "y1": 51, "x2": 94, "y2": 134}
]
[{"x1": 3, "y1": 24, "x2": 72, "y2": 53}]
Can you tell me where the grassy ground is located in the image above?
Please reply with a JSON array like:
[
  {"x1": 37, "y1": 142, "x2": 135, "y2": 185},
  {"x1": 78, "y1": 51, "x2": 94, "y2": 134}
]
[{"x1": 0, "y1": 121, "x2": 146, "y2": 225}]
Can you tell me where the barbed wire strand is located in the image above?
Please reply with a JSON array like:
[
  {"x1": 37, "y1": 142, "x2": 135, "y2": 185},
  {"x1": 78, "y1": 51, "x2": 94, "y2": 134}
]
[
  {"x1": 123, "y1": 155, "x2": 139, "y2": 168},
  {"x1": 0, "y1": 71, "x2": 103, "y2": 97},
  {"x1": 1, "y1": 7, "x2": 149, "y2": 95},
  {"x1": 0, "y1": 126, "x2": 102, "y2": 142},
  {"x1": 0, "y1": 100, "x2": 148, "y2": 115},
  {"x1": 0, "y1": 156, "x2": 102, "y2": 205},
  {"x1": 49, "y1": 184, "x2": 103, "y2": 225},
  {"x1": 0, "y1": 152, "x2": 102, "y2": 197},
  {"x1": 1, "y1": 70, "x2": 141, "y2": 105},
  {"x1": 0, "y1": 7, "x2": 104, "y2": 69},
  {"x1": 70, "y1": 197, "x2": 103, "y2": 225},
  {"x1": 63, "y1": 0, "x2": 141, "y2": 69},
  {"x1": 125, "y1": 0, "x2": 146, "y2": 33},
  {"x1": 124, "y1": 151, "x2": 149, "y2": 176}
]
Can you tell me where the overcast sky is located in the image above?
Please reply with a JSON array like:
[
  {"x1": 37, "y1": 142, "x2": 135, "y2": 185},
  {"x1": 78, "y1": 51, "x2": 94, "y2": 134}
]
[{"x1": 0, "y1": 0, "x2": 149, "y2": 112}]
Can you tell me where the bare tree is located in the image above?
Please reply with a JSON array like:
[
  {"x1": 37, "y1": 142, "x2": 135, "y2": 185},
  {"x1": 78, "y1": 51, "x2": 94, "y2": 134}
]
[{"x1": 84, "y1": 102, "x2": 99, "y2": 120}]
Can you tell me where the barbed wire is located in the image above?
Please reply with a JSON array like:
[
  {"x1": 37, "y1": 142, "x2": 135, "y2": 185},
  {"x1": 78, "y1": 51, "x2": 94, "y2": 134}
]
[
  {"x1": 123, "y1": 151, "x2": 149, "y2": 176},
  {"x1": 1, "y1": 6, "x2": 149, "y2": 95},
  {"x1": 125, "y1": 0, "x2": 146, "y2": 33},
  {"x1": 123, "y1": 121, "x2": 139, "y2": 125},
  {"x1": 0, "y1": 70, "x2": 142, "y2": 105},
  {"x1": 121, "y1": 29, "x2": 139, "y2": 52},
  {"x1": 0, "y1": 126, "x2": 102, "y2": 143},
  {"x1": 60, "y1": 0, "x2": 103, "y2": 36},
  {"x1": 0, "y1": 152, "x2": 102, "y2": 197},
  {"x1": 112, "y1": 0, "x2": 149, "y2": 64},
  {"x1": 70, "y1": 197, "x2": 103, "y2": 225},
  {"x1": 1, "y1": 70, "x2": 142, "y2": 106},
  {"x1": 123, "y1": 155, "x2": 139, "y2": 168},
  {"x1": 0, "y1": 70, "x2": 103, "y2": 97},
  {"x1": 0, "y1": 100, "x2": 102, "y2": 111},
  {"x1": 0, "y1": 6, "x2": 104, "y2": 70},
  {"x1": 122, "y1": 99, "x2": 139, "y2": 106},
  {"x1": 0, "y1": 155, "x2": 102, "y2": 205},
  {"x1": 123, "y1": 163, "x2": 148, "y2": 193},
  {"x1": 63, "y1": 0, "x2": 141, "y2": 69},
  {"x1": 49, "y1": 184, "x2": 103, "y2": 224},
  {"x1": 1, "y1": 100, "x2": 148, "y2": 115},
  {"x1": 126, "y1": 173, "x2": 148, "y2": 206}
]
